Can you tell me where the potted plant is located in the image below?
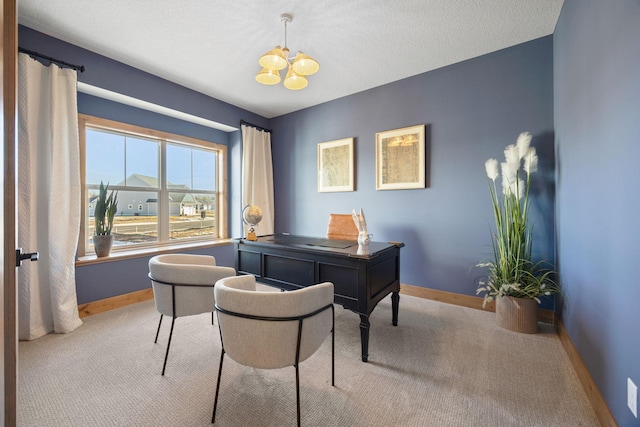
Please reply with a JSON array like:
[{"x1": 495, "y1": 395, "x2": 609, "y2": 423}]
[
  {"x1": 93, "y1": 181, "x2": 118, "y2": 257},
  {"x1": 476, "y1": 132, "x2": 560, "y2": 333}
]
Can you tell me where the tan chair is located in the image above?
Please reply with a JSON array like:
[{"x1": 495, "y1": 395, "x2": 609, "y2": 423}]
[
  {"x1": 326, "y1": 213, "x2": 358, "y2": 240},
  {"x1": 212, "y1": 275, "x2": 335, "y2": 426},
  {"x1": 148, "y1": 254, "x2": 236, "y2": 375}
]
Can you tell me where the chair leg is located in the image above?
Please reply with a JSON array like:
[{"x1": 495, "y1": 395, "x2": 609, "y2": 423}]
[
  {"x1": 154, "y1": 314, "x2": 163, "y2": 343},
  {"x1": 295, "y1": 364, "x2": 301, "y2": 427},
  {"x1": 212, "y1": 349, "x2": 225, "y2": 423},
  {"x1": 211, "y1": 312, "x2": 215, "y2": 325},
  {"x1": 161, "y1": 316, "x2": 176, "y2": 376},
  {"x1": 331, "y1": 326, "x2": 335, "y2": 387},
  {"x1": 332, "y1": 307, "x2": 335, "y2": 387}
]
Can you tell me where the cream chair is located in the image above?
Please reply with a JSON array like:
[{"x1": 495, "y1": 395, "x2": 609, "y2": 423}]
[
  {"x1": 212, "y1": 275, "x2": 335, "y2": 426},
  {"x1": 148, "y1": 254, "x2": 236, "y2": 375}
]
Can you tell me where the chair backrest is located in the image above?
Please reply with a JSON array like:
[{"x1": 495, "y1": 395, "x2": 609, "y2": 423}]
[
  {"x1": 326, "y1": 213, "x2": 358, "y2": 240},
  {"x1": 215, "y1": 275, "x2": 334, "y2": 369},
  {"x1": 149, "y1": 254, "x2": 236, "y2": 317}
]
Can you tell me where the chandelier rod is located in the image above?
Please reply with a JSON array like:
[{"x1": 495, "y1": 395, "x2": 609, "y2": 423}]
[
  {"x1": 281, "y1": 14, "x2": 292, "y2": 54},
  {"x1": 284, "y1": 18, "x2": 288, "y2": 49}
]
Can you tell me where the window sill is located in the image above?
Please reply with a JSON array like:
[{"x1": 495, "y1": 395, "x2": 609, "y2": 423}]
[{"x1": 75, "y1": 239, "x2": 234, "y2": 267}]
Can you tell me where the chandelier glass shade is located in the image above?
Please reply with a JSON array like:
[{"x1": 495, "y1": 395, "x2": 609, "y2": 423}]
[
  {"x1": 284, "y1": 67, "x2": 308, "y2": 90},
  {"x1": 255, "y1": 67, "x2": 281, "y2": 85},
  {"x1": 258, "y1": 46, "x2": 288, "y2": 71},
  {"x1": 256, "y1": 14, "x2": 319, "y2": 90},
  {"x1": 291, "y1": 52, "x2": 320, "y2": 75}
]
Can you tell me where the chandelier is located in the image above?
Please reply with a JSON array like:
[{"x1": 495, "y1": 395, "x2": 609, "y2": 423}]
[{"x1": 256, "y1": 14, "x2": 319, "y2": 90}]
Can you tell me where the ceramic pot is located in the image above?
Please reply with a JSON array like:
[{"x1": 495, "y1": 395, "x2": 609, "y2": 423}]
[
  {"x1": 495, "y1": 295, "x2": 538, "y2": 334},
  {"x1": 93, "y1": 234, "x2": 114, "y2": 257}
]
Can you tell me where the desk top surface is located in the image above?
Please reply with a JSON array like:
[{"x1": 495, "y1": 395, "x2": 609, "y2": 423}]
[{"x1": 235, "y1": 234, "x2": 403, "y2": 259}]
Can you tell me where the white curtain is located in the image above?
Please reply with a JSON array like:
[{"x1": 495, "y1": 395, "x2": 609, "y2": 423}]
[
  {"x1": 241, "y1": 124, "x2": 274, "y2": 236},
  {"x1": 17, "y1": 53, "x2": 83, "y2": 340}
]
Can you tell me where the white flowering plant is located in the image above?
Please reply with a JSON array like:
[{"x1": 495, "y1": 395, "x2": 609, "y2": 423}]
[{"x1": 476, "y1": 132, "x2": 560, "y2": 307}]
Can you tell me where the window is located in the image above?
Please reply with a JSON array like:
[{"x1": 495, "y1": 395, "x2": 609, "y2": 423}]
[{"x1": 78, "y1": 114, "x2": 227, "y2": 256}]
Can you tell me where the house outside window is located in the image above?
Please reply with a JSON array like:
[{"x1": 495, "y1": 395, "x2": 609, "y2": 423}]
[{"x1": 78, "y1": 114, "x2": 227, "y2": 256}]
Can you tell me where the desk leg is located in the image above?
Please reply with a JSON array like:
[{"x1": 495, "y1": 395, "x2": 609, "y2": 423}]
[
  {"x1": 359, "y1": 314, "x2": 370, "y2": 362},
  {"x1": 391, "y1": 291, "x2": 400, "y2": 326}
]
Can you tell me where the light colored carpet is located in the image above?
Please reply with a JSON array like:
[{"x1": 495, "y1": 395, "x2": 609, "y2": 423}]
[{"x1": 18, "y1": 290, "x2": 599, "y2": 426}]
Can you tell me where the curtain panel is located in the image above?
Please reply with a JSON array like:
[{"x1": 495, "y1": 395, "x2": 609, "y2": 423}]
[
  {"x1": 241, "y1": 124, "x2": 274, "y2": 236},
  {"x1": 17, "y1": 53, "x2": 83, "y2": 340}
]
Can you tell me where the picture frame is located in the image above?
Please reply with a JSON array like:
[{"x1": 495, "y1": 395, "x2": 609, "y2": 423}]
[
  {"x1": 317, "y1": 137, "x2": 354, "y2": 192},
  {"x1": 375, "y1": 124, "x2": 425, "y2": 190}
]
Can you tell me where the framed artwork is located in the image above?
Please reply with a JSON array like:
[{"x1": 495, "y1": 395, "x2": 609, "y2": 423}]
[
  {"x1": 375, "y1": 124, "x2": 425, "y2": 190},
  {"x1": 317, "y1": 137, "x2": 354, "y2": 192}
]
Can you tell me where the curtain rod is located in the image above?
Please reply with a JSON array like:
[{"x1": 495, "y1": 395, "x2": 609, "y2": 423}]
[
  {"x1": 18, "y1": 47, "x2": 85, "y2": 73},
  {"x1": 240, "y1": 120, "x2": 271, "y2": 133}
]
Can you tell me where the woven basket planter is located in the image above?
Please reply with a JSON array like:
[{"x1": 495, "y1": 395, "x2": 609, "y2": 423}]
[{"x1": 495, "y1": 296, "x2": 538, "y2": 334}]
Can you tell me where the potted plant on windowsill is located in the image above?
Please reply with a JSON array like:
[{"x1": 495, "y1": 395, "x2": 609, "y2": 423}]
[
  {"x1": 476, "y1": 132, "x2": 560, "y2": 333},
  {"x1": 93, "y1": 181, "x2": 118, "y2": 257}
]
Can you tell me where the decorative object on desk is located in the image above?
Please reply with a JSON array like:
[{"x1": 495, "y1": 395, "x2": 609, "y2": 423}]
[
  {"x1": 93, "y1": 181, "x2": 118, "y2": 257},
  {"x1": 255, "y1": 14, "x2": 319, "y2": 90},
  {"x1": 376, "y1": 124, "x2": 425, "y2": 190},
  {"x1": 475, "y1": 132, "x2": 560, "y2": 334},
  {"x1": 242, "y1": 205, "x2": 263, "y2": 241},
  {"x1": 356, "y1": 242, "x2": 370, "y2": 256},
  {"x1": 317, "y1": 137, "x2": 354, "y2": 192},
  {"x1": 351, "y1": 208, "x2": 371, "y2": 255}
]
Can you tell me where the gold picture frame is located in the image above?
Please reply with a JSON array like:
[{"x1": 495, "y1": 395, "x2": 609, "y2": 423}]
[
  {"x1": 317, "y1": 137, "x2": 354, "y2": 192},
  {"x1": 375, "y1": 124, "x2": 425, "y2": 190}
]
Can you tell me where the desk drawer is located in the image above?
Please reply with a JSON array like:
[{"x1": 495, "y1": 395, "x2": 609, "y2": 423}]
[
  {"x1": 319, "y1": 262, "x2": 358, "y2": 298},
  {"x1": 237, "y1": 250, "x2": 261, "y2": 275},
  {"x1": 264, "y1": 254, "x2": 315, "y2": 286}
]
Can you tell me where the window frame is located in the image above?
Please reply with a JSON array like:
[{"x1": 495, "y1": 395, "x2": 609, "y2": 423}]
[{"x1": 78, "y1": 114, "x2": 228, "y2": 257}]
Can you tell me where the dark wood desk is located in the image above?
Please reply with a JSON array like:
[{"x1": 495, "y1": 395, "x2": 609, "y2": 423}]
[{"x1": 233, "y1": 234, "x2": 404, "y2": 362}]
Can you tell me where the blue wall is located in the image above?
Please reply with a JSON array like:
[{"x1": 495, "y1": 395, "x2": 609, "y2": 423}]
[
  {"x1": 19, "y1": 26, "x2": 555, "y2": 304},
  {"x1": 554, "y1": 1, "x2": 640, "y2": 425},
  {"x1": 270, "y1": 37, "x2": 556, "y2": 299},
  {"x1": 18, "y1": 26, "x2": 268, "y2": 303},
  {"x1": 18, "y1": 28, "x2": 557, "y2": 297}
]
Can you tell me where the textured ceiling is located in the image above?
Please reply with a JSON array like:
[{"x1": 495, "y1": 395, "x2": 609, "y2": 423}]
[{"x1": 18, "y1": 1, "x2": 563, "y2": 119}]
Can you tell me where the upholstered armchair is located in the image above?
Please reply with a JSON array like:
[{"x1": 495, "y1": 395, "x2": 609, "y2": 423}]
[
  {"x1": 148, "y1": 254, "x2": 236, "y2": 375},
  {"x1": 212, "y1": 275, "x2": 335, "y2": 426}
]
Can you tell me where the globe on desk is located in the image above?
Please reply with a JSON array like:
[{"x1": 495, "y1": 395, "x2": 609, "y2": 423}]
[{"x1": 242, "y1": 205, "x2": 263, "y2": 241}]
